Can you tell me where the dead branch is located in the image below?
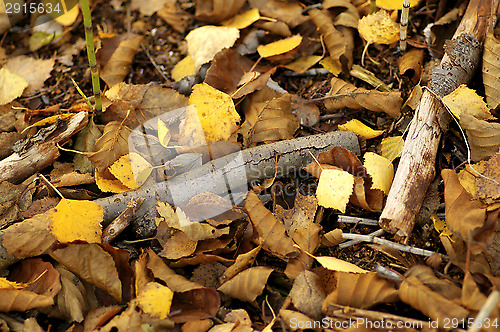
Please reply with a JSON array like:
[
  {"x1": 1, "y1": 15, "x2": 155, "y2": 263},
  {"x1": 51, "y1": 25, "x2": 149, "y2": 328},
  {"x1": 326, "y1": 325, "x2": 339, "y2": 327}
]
[
  {"x1": 95, "y1": 130, "x2": 360, "y2": 225},
  {"x1": 0, "y1": 112, "x2": 88, "y2": 184},
  {"x1": 379, "y1": 0, "x2": 492, "y2": 242}
]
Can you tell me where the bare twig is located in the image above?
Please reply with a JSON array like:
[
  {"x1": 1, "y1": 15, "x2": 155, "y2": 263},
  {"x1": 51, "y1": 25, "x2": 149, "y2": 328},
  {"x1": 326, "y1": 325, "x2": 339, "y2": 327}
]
[{"x1": 339, "y1": 229, "x2": 385, "y2": 249}]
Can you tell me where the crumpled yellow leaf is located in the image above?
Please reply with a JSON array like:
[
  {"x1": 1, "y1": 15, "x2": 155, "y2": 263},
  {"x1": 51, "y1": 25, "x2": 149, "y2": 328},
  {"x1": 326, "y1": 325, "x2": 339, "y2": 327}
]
[
  {"x1": 363, "y1": 152, "x2": 394, "y2": 194},
  {"x1": 302, "y1": 250, "x2": 368, "y2": 273},
  {"x1": 442, "y1": 84, "x2": 494, "y2": 121},
  {"x1": 109, "y1": 154, "x2": 148, "y2": 190},
  {"x1": 358, "y1": 10, "x2": 399, "y2": 44},
  {"x1": 188, "y1": 83, "x2": 240, "y2": 142},
  {"x1": 95, "y1": 169, "x2": 129, "y2": 193},
  {"x1": 186, "y1": 26, "x2": 240, "y2": 70},
  {"x1": 50, "y1": 199, "x2": 103, "y2": 243},
  {"x1": 0, "y1": 67, "x2": 28, "y2": 106},
  {"x1": 338, "y1": 119, "x2": 384, "y2": 139},
  {"x1": 223, "y1": 8, "x2": 260, "y2": 29},
  {"x1": 136, "y1": 282, "x2": 174, "y2": 319},
  {"x1": 257, "y1": 35, "x2": 302, "y2": 58},
  {"x1": 380, "y1": 136, "x2": 404, "y2": 162},
  {"x1": 375, "y1": 0, "x2": 422, "y2": 9},
  {"x1": 171, "y1": 56, "x2": 196, "y2": 82},
  {"x1": 316, "y1": 168, "x2": 354, "y2": 213}
]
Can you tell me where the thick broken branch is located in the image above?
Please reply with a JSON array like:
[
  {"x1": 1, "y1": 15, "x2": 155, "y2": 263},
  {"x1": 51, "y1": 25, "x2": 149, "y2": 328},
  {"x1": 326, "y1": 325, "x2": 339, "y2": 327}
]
[
  {"x1": 379, "y1": 0, "x2": 492, "y2": 242},
  {"x1": 95, "y1": 130, "x2": 360, "y2": 225}
]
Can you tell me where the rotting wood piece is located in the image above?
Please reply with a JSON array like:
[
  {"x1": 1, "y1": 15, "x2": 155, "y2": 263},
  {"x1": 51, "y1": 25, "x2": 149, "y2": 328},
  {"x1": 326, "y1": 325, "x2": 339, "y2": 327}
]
[
  {"x1": 0, "y1": 112, "x2": 89, "y2": 184},
  {"x1": 95, "y1": 130, "x2": 360, "y2": 226},
  {"x1": 379, "y1": 0, "x2": 492, "y2": 242}
]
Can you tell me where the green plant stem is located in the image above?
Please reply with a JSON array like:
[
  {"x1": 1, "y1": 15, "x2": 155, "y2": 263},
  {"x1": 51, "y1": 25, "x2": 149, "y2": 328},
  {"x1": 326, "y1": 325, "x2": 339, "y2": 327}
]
[
  {"x1": 80, "y1": 0, "x2": 102, "y2": 113},
  {"x1": 370, "y1": 0, "x2": 377, "y2": 13}
]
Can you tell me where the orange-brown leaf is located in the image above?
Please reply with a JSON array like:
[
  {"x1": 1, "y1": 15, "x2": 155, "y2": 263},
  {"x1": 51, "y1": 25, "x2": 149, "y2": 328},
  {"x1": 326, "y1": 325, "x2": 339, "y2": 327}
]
[{"x1": 218, "y1": 266, "x2": 273, "y2": 302}]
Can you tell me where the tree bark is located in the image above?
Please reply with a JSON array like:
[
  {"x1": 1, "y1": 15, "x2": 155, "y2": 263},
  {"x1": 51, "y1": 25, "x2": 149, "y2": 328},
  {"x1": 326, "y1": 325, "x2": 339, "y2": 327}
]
[{"x1": 379, "y1": 0, "x2": 493, "y2": 242}]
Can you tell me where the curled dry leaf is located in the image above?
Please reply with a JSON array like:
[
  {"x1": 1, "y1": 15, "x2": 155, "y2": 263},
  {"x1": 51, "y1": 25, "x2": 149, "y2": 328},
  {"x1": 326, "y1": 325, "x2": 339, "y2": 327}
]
[
  {"x1": 220, "y1": 246, "x2": 261, "y2": 284},
  {"x1": 459, "y1": 113, "x2": 500, "y2": 162},
  {"x1": 442, "y1": 85, "x2": 494, "y2": 121},
  {"x1": 195, "y1": 0, "x2": 246, "y2": 23},
  {"x1": 50, "y1": 243, "x2": 123, "y2": 301},
  {"x1": 285, "y1": 223, "x2": 321, "y2": 279},
  {"x1": 358, "y1": 10, "x2": 400, "y2": 44},
  {"x1": 223, "y1": 8, "x2": 260, "y2": 29},
  {"x1": 217, "y1": 266, "x2": 273, "y2": 302},
  {"x1": 338, "y1": 119, "x2": 384, "y2": 139},
  {"x1": 442, "y1": 169, "x2": 493, "y2": 254},
  {"x1": 476, "y1": 151, "x2": 500, "y2": 205},
  {"x1": 248, "y1": 0, "x2": 307, "y2": 28},
  {"x1": 88, "y1": 121, "x2": 131, "y2": 172},
  {"x1": 244, "y1": 190, "x2": 298, "y2": 259},
  {"x1": 309, "y1": 9, "x2": 346, "y2": 69},
  {"x1": 98, "y1": 33, "x2": 144, "y2": 87},
  {"x1": 482, "y1": 32, "x2": 500, "y2": 109},
  {"x1": 323, "y1": 272, "x2": 398, "y2": 310},
  {"x1": 4, "y1": 55, "x2": 55, "y2": 95},
  {"x1": 157, "y1": 1, "x2": 191, "y2": 33},
  {"x1": 324, "y1": 77, "x2": 402, "y2": 118},
  {"x1": 399, "y1": 276, "x2": 469, "y2": 324},
  {"x1": 405, "y1": 265, "x2": 462, "y2": 300},
  {"x1": 240, "y1": 87, "x2": 299, "y2": 147},
  {"x1": 398, "y1": 49, "x2": 424, "y2": 84}
]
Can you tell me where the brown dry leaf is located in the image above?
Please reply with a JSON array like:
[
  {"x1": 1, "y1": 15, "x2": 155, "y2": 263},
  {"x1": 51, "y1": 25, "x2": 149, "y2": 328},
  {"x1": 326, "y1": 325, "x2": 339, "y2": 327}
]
[
  {"x1": 155, "y1": 223, "x2": 197, "y2": 260},
  {"x1": 88, "y1": 120, "x2": 131, "y2": 172},
  {"x1": 240, "y1": 87, "x2": 299, "y2": 147},
  {"x1": 104, "y1": 83, "x2": 188, "y2": 128},
  {"x1": 99, "y1": 33, "x2": 144, "y2": 87},
  {"x1": 309, "y1": 9, "x2": 346, "y2": 69},
  {"x1": 50, "y1": 243, "x2": 122, "y2": 301},
  {"x1": 203, "y1": 48, "x2": 253, "y2": 94},
  {"x1": 50, "y1": 163, "x2": 94, "y2": 188},
  {"x1": 4, "y1": 55, "x2": 55, "y2": 95},
  {"x1": 0, "y1": 177, "x2": 35, "y2": 228},
  {"x1": 73, "y1": 117, "x2": 101, "y2": 173},
  {"x1": 324, "y1": 77, "x2": 402, "y2": 118},
  {"x1": 143, "y1": 249, "x2": 220, "y2": 323},
  {"x1": 186, "y1": 26, "x2": 240, "y2": 70},
  {"x1": 459, "y1": 113, "x2": 500, "y2": 161},
  {"x1": 398, "y1": 49, "x2": 424, "y2": 84},
  {"x1": 280, "y1": 309, "x2": 317, "y2": 331},
  {"x1": 476, "y1": 152, "x2": 500, "y2": 204},
  {"x1": 285, "y1": 224, "x2": 321, "y2": 279},
  {"x1": 22, "y1": 317, "x2": 45, "y2": 332},
  {"x1": 358, "y1": 10, "x2": 400, "y2": 44},
  {"x1": 248, "y1": 0, "x2": 307, "y2": 28},
  {"x1": 2, "y1": 212, "x2": 57, "y2": 258},
  {"x1": 218, "y1": 266, "x2": 273, "y2": 302},
  {"x1": 290, "y1": 270, "x2": 325, "y2": 320},
  {"x1": 244, "y1": 190, "x2": 298, "y2": 259},
  {"x1": 405, "y1": 265, "x2": 462, "y2": 300},
  {"x1": 482, "y1": 32, "x2": 500, "y2": 109},
  {"x1": 220, "y1": 247, "x2": 261, "y2": 284},
  {"x1": 50, "y1": 199, "x2": 103, "y2": 243},
  {"x1": 0, "y1": 67, "x2": 28, "y2": 106},
  {"x1": 442, "y1": 85, "x2": 494, "y2": 121},
  {"x1": 130, "y1": 0, "x2": 170, "y2": 16},
  {"x1": 324, "y1": 272, "x2": 398, "y2": 310},
  {"x1": 195, "y1": 0, "x2": 246, "y2": 23},
  {"x1": 461, "y1": 272, "x2": 500, "y2": 328},
  {"x1": 442, "y1": 169, "x2": 492, "y2": 254},
  {"x1": 291, "y1": 95, "x2": 320, "y2": 127},
  {"x1": 399, "y1": 275, "x2": 469, "y2": 324},
  {"x1": 52, "y1": 265, "x2": 97, "y2": 323}
]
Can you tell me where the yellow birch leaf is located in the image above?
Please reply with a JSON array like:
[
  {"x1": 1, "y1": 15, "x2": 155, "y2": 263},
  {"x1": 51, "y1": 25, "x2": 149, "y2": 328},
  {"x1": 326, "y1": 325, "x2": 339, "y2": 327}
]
[
  {"x1": 363, "y1": 152, "x2": 394, "y2": 194},
  {"x1": 186, "y1": 26, "x2": 240, "y2": 70},
  {"x1": 316, "y1": 168, "x2": 354, "y2": 213},
  {"x1": 157, "y1": 119, "x2": 171, "y2": 147},
  {"x1": 302, "y1": 250, "x2": 368, "y2": 273},
  {"x1": 130, "y1": 152, "x2": 154, "y2": 186},
  {"x1": 223, "y1": 8, "x2": 260, "y2": 29},
  {"x1": 50, "y1": 199, "x2": 103, "y2": 243},
  {"x1": 44, "y1": 0, "x2": 79, "y2": 26},
  {"x1": 320, "y1": 56, "x2": 342, "y2": 76},
  {"x1": 188, "y1": 83, "x2": 240, "y2": 142},
  {"x1": 284, "y1": 55, "x2": 322, "y2": 73},
  {"x1": 109, "y1": 154, "x2": 148, "y2": 190},
  {"x1": 171, "y1": 56, "x2": 196, "y2": 82},
  {"x1": 374, "y1": 0, "x2": 422, "y2": 9},
  {"x1": 380, "y1": 136, "x2": 404, "y2": 162},
  {"x1": 257, "y1": 35, "x2": 302, "y2": 58},
  {"x1": 358, "y1": 10, "x2": 400, "y2": 44},
  {"x1": 95, "y1": 169, "x2": 129, "y2": 193},
  {"x1": 136, "y1": 282, "x2": 174, "y2": 319},
  {"x1": 0, "y1": 67, "x2": 28, "y2": 106},
  {"x1": 338, "y1": 119, "x2": 384, "y2": 139},
  {"x1": 442, "y1": 84, "x2": 494, "y2": 121}
]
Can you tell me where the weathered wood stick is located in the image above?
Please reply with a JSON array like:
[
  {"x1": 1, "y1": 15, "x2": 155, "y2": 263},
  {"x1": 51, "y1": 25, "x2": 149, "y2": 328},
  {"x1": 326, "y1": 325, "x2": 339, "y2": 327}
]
[
  {"x1": 379, "y1": 0, "x2": 492, "y2": 242},
  {"x1": 0, "y1": 112, "x2": 88, "y2": 184},
  {"x1": 95, "y1": 130, "x2": 360, "y2": 225}
]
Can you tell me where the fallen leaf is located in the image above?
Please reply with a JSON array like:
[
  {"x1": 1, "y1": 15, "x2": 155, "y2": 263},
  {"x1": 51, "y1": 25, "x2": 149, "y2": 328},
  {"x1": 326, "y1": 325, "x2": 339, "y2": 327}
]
[
  {"x1": 363, "y1": 152, "x2": 394, "y2": 194},
  {"x1": 316, "y1": 168, "x2": 355, "y2": 213},
  {"x1": 459, "y1": 113, "x2": 500, "y2": 161},
  {"x1": 257, "y1": 34, "x2": 302, "y2": 58},
  {"x1": 482, "y1": 32, "x2": 500, "y2": 109},
  {"x1": 309, "y1": 9, "x2": 347, "y2": 66},
  {"x1": 136, "y1": 282, "x2": 174, "y2": 319},
  {"x1": 338, "y1": 119, "x2": 384, "y2": 139},
  {"x1": 88, "y1": 120, "x2": 132, "y2": 172},
  {"x1": 223, "y1": 8, "x2": 260, "y2": 29},
  {"x1": 171, "y1": 56, "x2": 196, "y2": 82},
  {"x1": 358, "y1": 10, "x2": 400, "y2": 44},
  {"x1": 186, "y1": 25, "x2": 240, "y2": 70},
  {"x1": 442, "y1": 85, "x2": 494, "y2": 121},
  {"x1": 284, "y1": 55, "x2": 322, "y2": 74},
  {"x1": 376, "y1": 0, "x2": 422, "y2": 9},
  {"x1": 4, "y1": 56, "x2": 55, "y2": 94},
  {"x1": 380, "y1": 136, "x2": 404, "y2": 162},
  {"x1": 50, "y1": 199, "x2": 103, "y2": 243},
  {"x1": 130, "y1": 0, "x2": 170, "y2": 16},
  {"x1": 195, "y1": 0, "x2": 246, "y2": 23},
  {"x1": 289, "y1": 271, "x2": 325, "y2": 319},
  {"x1": 217, "y1": 266, "x2": 273, "y2": 302},
  {"x1": 475, "y1": 151, "x2": 500, "y2": 205},
  {"x1": 0, "y1": 67, "x2": 28, "y2": 106}
]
